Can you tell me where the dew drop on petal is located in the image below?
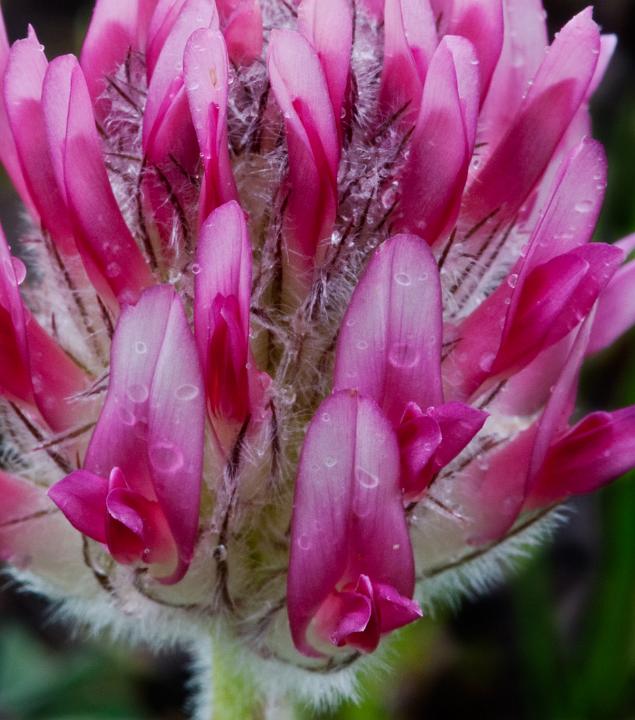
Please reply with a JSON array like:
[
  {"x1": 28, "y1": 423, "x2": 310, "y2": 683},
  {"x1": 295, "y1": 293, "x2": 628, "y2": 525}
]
[
  {"x1": 175, "y1": 383, "x2": 200, "y2": 401},
  {"x1": 135, "y1": 341, "x2": 148, "y2": 355},
  {"x1": 298, "y1": 534, "x2": 311, "y2": 551},
  {"x1": 149, "y1": 442, "x2": 184, "y2": 473},
  {"x1": 388, "y1": 342, "x2": 419, "y2": 369},
  {"x1": 356, "y1": 339, "x2": 369, "y2": 350},
  {"x1": 356, "y1": 467, "x2": 379, "y2": 489},
  {"x1": 324, "y1": 456, "x2": 337, "y2": 468},
  {"x1": 127, "y1": 383, "x2": 149, "y2": 403},
  {"x1": 394, "y1": 272, "x2": 412, "y2": 286},
  {"x1": 575, "y1": 200, "x2": 594, "y2": 214},
  {"x1": 119, "y1": 406, "x2": 136, "y2": 426}
]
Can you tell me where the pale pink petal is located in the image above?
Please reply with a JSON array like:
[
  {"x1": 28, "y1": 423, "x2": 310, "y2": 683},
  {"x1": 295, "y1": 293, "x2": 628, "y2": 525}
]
[
  {"x1": 184, "y1": 28, "x2": 237, "y2": 223},
  {"x1": 146, "y1": 0, "x2": 187, "y2": 77},
  {"x1": 298, "y1": 0, "x2": 353, "y2": 131},
  {"x1": 80, "y1": 0, "x2": 158, "y2": 117},
  {"x1": 589, "y1": 259, "x2": 635, "y2": 354},
  {"x1": 380, "y1": 0, "x2": 437, "y2": 118},
  {"x1": 267, "y1": 29, "x2": 339, "y2": 299},
  {"x1": 463, "y1": 9, "x2": 600, "y2": 229},
  {"x1": 334, "y1": 234, "x2": 443, "y2": 426},
  {"x1": 288, "y1": 390, "x2": 414, "y2": 657},
  {"x1": 396, "y1": 36, "x2": 479, "y2": 244},
  {"x1": 43, "y1": 55, "x2": 153, "y2": 307},
  {"x1": 4, "y1": 29, "x2": 75, "y2": 254}
]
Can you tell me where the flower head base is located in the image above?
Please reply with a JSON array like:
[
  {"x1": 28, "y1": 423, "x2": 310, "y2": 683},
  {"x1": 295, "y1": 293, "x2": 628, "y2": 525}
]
[{"x1": 0, "y1": 0, "x2": 634, "y2": 708}]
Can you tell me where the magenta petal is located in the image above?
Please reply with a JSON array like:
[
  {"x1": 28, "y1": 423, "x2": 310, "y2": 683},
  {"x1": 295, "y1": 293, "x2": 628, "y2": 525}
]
[
  {"x1": 529, "y1": 407, "x2": 635, "y2": 506},
  {"x1": 3, "y1": 29, "x2": 74, "y2": 253},
  {"x1": 444, "y1": 0, "x2": 504, "y2": 102},
  {"x1": 397, "y1": 404, "x2": 443, "y2": 499},
  {"x1": 396, "y1": 36, "x2": 479, "y2": 243},
  {"x1": 184, "y1": 28, "x2": 237, "y2": 223},
  {"x1": 463, "y1": 9, "x2": 601, "y2": 228},
  {"x1": 48, "y1": 470, "x2": 109, "y2": 543},
  {"x1": 288, "y1": 390, "x2": 414, "y2": 657},
  {"x1": 143, "y1": 0, "x2": 218, "y2": 166},
  {"x1": 267, "y1": 29, "x2": 339, "y2": 299},
  {"x1": 146, "y1": 0, "x2": 187, "y2": 77},
  {"x1": 43, "y1": 55, "x2": 153, "y2": 307},
  {"x1": 0, "y1": 13, "x2": 36, "y2": 219},
  {"x1": 194, "y1": 201, "x2": 257, "y2": 424},
  {"x1": 379, "y1": 0, "x2": 437, "y2": 118},
  {"x1": 298, "y1": 0, "x2": 352, "y2": 131},
  {"x1": 80, "y1": 0, "x2": 155, "y2": 118},
  {"x1": 217, "y1": 0, "x2": 263, "y2": 65},
  {"x1": 315, "y1": 586, "x2": 374, "y2": 649},
  {"x1": 334, "y1": 234, "x2": 443, "y2": 426},
  {"x1": 374, "y1": 581, "x2": 423, "y2": 634},
  {"x1": 85, "y1": 285, "x2": 204, "y2": 582}
]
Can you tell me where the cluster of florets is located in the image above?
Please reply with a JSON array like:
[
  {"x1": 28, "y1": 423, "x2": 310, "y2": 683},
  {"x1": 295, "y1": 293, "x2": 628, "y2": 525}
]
[{"x1": 0, "y1": 0, "x2": 634, "y2": 706}]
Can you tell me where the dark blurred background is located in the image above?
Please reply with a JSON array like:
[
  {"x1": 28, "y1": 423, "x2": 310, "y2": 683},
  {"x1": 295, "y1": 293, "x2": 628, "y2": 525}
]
[{"x1": 1, "y1": 1, "x2": 635, "y2": 718}]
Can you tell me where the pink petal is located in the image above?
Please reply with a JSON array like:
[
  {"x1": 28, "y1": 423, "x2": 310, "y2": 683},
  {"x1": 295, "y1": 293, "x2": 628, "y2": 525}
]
[
  {"x1": 288, "y1": 390, "x2": 414, "y2": 657},
  {"x1": 396, "y1": 36, "x2": 479, "y2": 244},
  {"x1": 298, "y1": 0, "x2": 353, "y2": 132},
  {"x1": 184, "y1": 28, "x2": 237, "y2": 224},
  {"x1": 3, "y1": 29, "x2": 75, "y2": 255},
  {"x1": 146, "y1": 0, "x2": 188, "y2": 78},
  {"x1": 589, "y1": 259, "x2": 635, "y2": 354},
  {"x1": 85, "y1": 285, "x2": 205, "y2": 582},
  {"x1": 43, "y1": 55, "x2": 153, "y2": 307},
  {"x1": 463, "y1": 9, "x2": 601, "y2": 229},
  {"x1": 143, "y1": 0, "x2": 218, "y2": 167},
  {"x1": 480, "y1": 0, "x2": 548, "y2": 144},
  {"x1": 48, "y1": 470, "x2": 109, "y2": 543},
  {"x1": 195, "y1": 201, "x2": 257, "y2": 425},
  {"x1": 0, "y1": 12, "x2": 38, "y2": 219},
  {"x1": 444, "y1": 0, "x2": 504, "y2": 102},
  {"x1": 267, "y1": 29, "x2": 339, "y2": 300},
  {"x1": 380, "y1": 0, "x2": 437, "y2": 118},
  {"x1": 217, "y1": 0, "x2": 263, "y2": 65},
  {"x1": 0, "y1": 470, "x2": 96, "y2": 590},
  {"x1": 334, "y1": 234, "x2": 443, "y2": 426},
  {"x1": 374, "y1": 581, "x2": 423, "y2": 634},
  {"x1": 529, "y1": 407, "x2": 635, "y2": 506},
  {"x1": 80, "y1": 0, "x2": 157, "y2": 118}
]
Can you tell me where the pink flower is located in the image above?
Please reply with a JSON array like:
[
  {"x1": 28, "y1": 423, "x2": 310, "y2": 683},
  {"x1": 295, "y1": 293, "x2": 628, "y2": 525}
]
[{"x1": 0, "y1": 0, "x2": 633, "y2": 708}]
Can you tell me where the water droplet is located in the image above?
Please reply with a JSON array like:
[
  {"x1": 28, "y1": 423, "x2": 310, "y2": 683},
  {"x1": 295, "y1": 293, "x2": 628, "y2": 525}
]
[
  {"x1": 191, "y1": 263, "x2": 201, "y2": 275},
  {"x1": 330, "y1": 230, "x2": 342, "y2": 246},
  {"x1": 119, "y1": 407, "x2": 136, "y2": 426},
  {"x1": 479, "y1": 352, "x2": 496, "y2": 372},
  {"x1": 324, "y1": 456, "x2": 337, "y2": 468},
  {"x1": 321, "y1": 412, "x2": 331, "y2": 423},
  {"x1": 388, "y1": 342, "x2": 419, "y2": 369},
  {"x1": 176, "y1": 383, "x2": 200, "y2": 401},
  {"x1": 345, "y1": 317, "x2": 356, "y2": 327},
  {"x1": 356, "y1": 467, "x2": 379, "y2": 489},
  {"x1": 507, "y1": 273, "x2": 518, "y2": 288},
  {"x1": 106, "y1": 262, "x2": 121, "y2": 278},
  {"x1": 575, "y1": 200, "x2": 594, "y2": 214},
  {"x1": 127, "y1": 383, "x2": 149, "y2": 403},
  {"x1": 298, "y1": 534, "x2": 311, "y2": 550},
  {"x1": 149, "y1": 442, "x2": 183, "y2": 473},
  {"x1": 135, "y1": 340, "x2": 148, "y2": 355},
  {"x1": 392, "y1": 543, "x2": 401, "y2": 551},
  {"x1": 356, "y1": 339, "x2": 369, "y2": 350},
  {"x1": 394, "y1": 272, "x2": 412, "y2": 286}
]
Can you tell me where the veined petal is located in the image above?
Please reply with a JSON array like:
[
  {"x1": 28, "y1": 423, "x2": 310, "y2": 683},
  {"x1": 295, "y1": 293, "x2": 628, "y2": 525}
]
[
  {"x1": 267, "y1": 29, "x2": 339, "y2": 301},
  {"x1": 380, "y1": 0, "x2": 437, "y2": 118},
  {"x1": 184, "y1": 28, "x2": 237, "y2": 224},
  {"x1": 4, "y1": 29, "x2": 74, "y2": 254},
  {"x1": 396, "y1": 36, "x2": 479, "y2": 244},
  {"x1": 463, "y1": 9, "x2": 601, "y2": 229},
  {"x1": 80, "y1": 0, "x2": 157, "y2": 118},
  {"x1": 298, "y1": 0, "x2": 353, "y2": 132},
  {"x1": 43, "y1": 55, "x2": 153, "y2": 307},
  {"x1": 288, "y1": 390, "x2": 416, "y2": 657},
  {"x1": 143, "y1": 0, "x2": 218, "y2": 167},
  {"x1": 334, "y1": 234, "x2": 443, "y2": 426}
]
